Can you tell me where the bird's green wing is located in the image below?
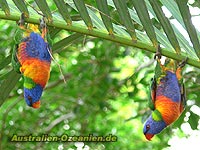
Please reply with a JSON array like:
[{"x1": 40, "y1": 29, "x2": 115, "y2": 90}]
[{"x1": 11, "y1": 44, "x2": 21, "y2": 73}]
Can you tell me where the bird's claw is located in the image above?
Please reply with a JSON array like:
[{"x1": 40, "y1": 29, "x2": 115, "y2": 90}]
[
  {"x1": 154, "y1": 45, "x2": 162, "y2": 60},
  {"x1": 178, "y1": 57, "x2": 188, "y2": 68},
  {"x1": 39, "y1": 17, "x2": 47, "y2": 30},
  {"x1": 39, "y1": 17, "x2": 47, "y2": 39},
  {"x1": 18, "y1": 13, "x2": 25, "y2": 28}
]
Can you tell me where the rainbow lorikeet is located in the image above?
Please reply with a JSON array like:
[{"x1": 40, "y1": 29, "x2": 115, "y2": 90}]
[
  {"x1": 143, "y1": 53, "x2": 187, "y2": 140},
  {"x1": 12, "y1": 14, "x2": 51, "y2": 108}
]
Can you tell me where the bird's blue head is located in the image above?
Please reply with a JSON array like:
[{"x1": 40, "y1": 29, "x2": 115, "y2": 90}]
[
  {"x1": 24, "y1": 84, "x2": 43, "y2": 108},
  {"x1": 143, "y1": 115, "x2": 167, "y2": 140}
]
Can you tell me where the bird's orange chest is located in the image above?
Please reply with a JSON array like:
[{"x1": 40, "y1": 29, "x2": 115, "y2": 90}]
[{"x1": 155, "y1": 95, "x2": 181, "y2": 125}]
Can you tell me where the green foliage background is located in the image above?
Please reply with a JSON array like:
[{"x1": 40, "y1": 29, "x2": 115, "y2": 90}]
[{"x1": 0, "y1": 0, "x2": 200, "y2": 150}]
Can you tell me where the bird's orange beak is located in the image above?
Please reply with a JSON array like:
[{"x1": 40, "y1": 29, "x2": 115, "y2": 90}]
[
  {"x1": 145, "y1": 133, "x2": 154, "y2": 141},
  {"x1": 32, "y1": 101, "x2": 40, "y2": 108}
]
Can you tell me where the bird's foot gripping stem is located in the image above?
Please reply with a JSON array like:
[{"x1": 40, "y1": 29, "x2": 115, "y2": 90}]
[
  {"x1": 154, "y1": 44, "x2": 165, "y2": 72},
  {"x1": 178, "y1": 57, "x2": 188, "y2": 69},
  {"x1": 39, "y1": 17, "x2": 47, "y2": 39},
  {"x1": 18, "y1": 13, "x2": 26, "y2": 29},
  {"x1": 154, "y1": 45, "x2": 162, "y2": 60},
  {"x1": 176, "y1": 57, "x2": 188, "y2": 81}
]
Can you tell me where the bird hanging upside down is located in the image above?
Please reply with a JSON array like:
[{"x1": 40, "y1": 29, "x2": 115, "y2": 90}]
[
  {"x1": 12, "y1": 14, "x2": 51, "y2": 108},
  {"x1": 143, "y1": 47, "x2": 187, "y2": 140}
]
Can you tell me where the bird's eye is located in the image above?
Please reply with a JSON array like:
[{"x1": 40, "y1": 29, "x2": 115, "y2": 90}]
[
  {"x1": 27, "y1": 96, "x2": 32, "y2": 103},
  {"x1": 146, "y1": 124, "x2": 150, "y2": 130}
]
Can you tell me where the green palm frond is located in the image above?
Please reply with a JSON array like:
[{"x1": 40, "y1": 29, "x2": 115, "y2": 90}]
[{"x1": 0, "y1": 0, "x2": 199, "y2": 64}]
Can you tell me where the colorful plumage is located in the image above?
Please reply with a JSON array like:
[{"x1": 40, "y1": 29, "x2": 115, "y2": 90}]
[
  {"x1": 143, "y1": 57, "x2": 186, "y2": 140},
  {"x1": 12, "y1": 16, "x2": 51, "y2": 108}
]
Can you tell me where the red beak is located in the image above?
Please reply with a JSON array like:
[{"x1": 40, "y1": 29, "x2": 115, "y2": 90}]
[
  {"x1": 145, "y1": 133, "x2": 154, "y2": 141},
  {"x1": 32, "y1": 101, "x2": 40, "y2": 108}
]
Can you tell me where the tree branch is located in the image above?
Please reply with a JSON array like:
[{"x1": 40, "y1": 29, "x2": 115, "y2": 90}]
[
  {"x1": 46, "y1": 73, "x2": 72, "y2": 90},
  {"x1": 45, "y1": 113, "x2": 74, "y2": 132}
]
